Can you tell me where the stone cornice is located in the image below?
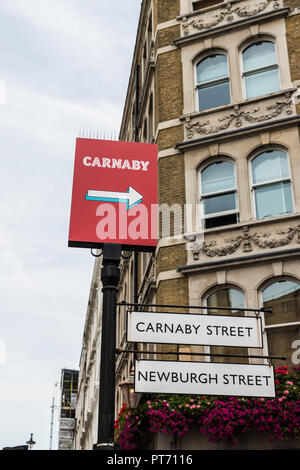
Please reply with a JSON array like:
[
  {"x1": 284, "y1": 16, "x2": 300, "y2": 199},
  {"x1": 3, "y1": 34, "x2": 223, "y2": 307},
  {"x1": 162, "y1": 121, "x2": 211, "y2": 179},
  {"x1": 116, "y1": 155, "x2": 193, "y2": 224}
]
[
  {"x1": 178, "y1": 215, "x2": 300, "y2": 272},
  {"x1": 178, "y1": 247, "x2": 300, "y2": 274},
  {"x1": 176, "y1": 114, "x2": 300, "y2": 150}
]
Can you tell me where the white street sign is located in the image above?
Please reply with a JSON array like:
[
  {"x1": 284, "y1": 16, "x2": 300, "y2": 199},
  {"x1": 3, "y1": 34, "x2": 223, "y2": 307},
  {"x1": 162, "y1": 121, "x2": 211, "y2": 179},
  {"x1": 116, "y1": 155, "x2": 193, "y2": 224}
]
[
  {"x1": 135, "y1": 360, "x2": 275, "y2": 398},
  {"x1": 127, "y1": 311, "x2": 263, "y2": 348}
]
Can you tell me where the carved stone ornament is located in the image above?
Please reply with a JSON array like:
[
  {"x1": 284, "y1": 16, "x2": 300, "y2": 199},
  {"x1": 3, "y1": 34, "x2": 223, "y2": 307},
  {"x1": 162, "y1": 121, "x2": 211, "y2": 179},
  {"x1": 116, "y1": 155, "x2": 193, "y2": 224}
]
[
  {"x1": 194, "y1": 224, "x2": 300, "y2": 259},
  {"x1": 182, "y1": 0, "x2": 280, "y2": 36},
  {"x1": 185, "y1": 92, "x2": 293, "y2": 139}
]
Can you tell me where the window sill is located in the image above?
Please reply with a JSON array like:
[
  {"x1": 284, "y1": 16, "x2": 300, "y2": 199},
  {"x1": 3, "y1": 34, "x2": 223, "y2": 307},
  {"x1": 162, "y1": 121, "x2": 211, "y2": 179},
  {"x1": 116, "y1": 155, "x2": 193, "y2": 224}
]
[
  {"x1": 180, "y1": 88, "x2": 296, "y2": 122},
  {"x1": 265, "y1": 321, "x2": 300, "y2": 329}
]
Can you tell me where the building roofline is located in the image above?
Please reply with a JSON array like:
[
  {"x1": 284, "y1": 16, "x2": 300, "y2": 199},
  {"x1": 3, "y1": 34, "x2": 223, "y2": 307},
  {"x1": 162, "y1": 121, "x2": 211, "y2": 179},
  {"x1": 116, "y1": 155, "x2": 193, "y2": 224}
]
[{"x1": 119, "y1": 0, "x2": 150, "y2": 140}]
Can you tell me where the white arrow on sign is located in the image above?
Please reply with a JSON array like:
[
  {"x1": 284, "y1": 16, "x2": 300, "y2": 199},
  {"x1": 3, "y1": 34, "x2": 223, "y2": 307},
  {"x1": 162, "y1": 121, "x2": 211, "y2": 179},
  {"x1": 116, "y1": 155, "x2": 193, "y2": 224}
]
[{"x1": 85, "y1": 186, "x2": 143, "y2": 210}]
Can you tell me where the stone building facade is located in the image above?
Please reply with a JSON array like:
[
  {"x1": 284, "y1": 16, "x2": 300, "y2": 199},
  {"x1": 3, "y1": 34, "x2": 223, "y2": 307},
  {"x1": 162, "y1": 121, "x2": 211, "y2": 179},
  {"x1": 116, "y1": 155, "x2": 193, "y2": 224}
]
[
  {"x1": 116, "y1": 0, "x2": 300, "y2": 410},
  {"x1": 75, "y1": 0, "x2": 300, "y2": 449}
]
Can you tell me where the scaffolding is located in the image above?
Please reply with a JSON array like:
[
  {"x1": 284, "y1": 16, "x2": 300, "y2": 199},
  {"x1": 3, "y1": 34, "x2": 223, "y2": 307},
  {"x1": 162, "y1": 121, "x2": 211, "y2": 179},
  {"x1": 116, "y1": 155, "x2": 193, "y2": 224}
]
[
  {"x1": 58, "y1": 369, "x2": 78, "y2": 450},
  {"x1": 60, "y1": 369, "x2": 78, "y2": 419}
]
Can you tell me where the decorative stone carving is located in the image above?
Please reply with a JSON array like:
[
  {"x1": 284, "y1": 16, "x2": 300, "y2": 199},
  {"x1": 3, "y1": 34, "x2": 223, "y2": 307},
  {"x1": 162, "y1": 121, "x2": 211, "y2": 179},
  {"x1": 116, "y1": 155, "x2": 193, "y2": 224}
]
[
  {"x1": 182, "y1": 0, "x2": 280, "y2": 36},
  {"x1": 185, "y1": 92, "x2": 293, "y2": 139},
  {"x1": 193, "y1": 224, "x2": 300, "y2": 260}
]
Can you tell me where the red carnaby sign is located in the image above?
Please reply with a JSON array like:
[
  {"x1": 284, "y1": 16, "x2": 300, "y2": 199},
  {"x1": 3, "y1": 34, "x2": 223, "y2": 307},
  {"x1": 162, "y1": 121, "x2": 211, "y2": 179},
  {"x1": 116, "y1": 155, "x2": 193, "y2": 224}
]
[{"x1": 68, "y1": 138, "x2": 158, "y2": 251}]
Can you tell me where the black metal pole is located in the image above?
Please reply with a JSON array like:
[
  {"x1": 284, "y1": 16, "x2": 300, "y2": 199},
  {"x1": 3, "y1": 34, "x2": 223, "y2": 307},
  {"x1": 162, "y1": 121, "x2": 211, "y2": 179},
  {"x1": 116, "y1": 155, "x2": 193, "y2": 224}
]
[
  {"x1": 94, "y1": 243, "x2": 121, "y2": 451},
  {"x1": 133, "y1": 64, "x2": 140, "y2": 362}
]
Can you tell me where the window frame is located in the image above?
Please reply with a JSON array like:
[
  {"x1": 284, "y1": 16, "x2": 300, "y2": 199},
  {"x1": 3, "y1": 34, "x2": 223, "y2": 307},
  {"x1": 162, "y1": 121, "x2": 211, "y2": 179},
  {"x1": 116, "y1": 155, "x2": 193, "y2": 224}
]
[
  {"x1": 241, "y1": 40, "x2": 280, "y2": 100},
  {"x1": 249, "y1": 149, "x2": 294, "y2": 220},
  {"x1": 195, "y1": 52, "x2": 231, "y2": 112},
  {"x1": 198, "y1": 158, "x2": 239, "y2": 229},
  {"x1": 203, "y1": 285, "x2": 247, "y2": 363}
]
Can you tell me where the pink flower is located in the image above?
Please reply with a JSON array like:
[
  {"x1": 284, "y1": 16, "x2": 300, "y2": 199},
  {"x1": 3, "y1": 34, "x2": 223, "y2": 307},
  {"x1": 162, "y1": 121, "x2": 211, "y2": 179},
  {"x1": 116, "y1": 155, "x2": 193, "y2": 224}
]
[
  {"x1": 286, "y1": 381, "x2": 293, "y2": 386},
  {"x1": 185, "y1": 404, "x2": 190, "y2": 408},
  {"x1": 284, "y1": 390, "x2": 289, "y2": 395}
]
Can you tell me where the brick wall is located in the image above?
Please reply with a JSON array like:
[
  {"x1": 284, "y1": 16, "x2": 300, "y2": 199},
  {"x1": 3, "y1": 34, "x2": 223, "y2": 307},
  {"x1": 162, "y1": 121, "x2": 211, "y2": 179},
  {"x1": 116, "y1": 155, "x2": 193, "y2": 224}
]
[
  {"x1": 152, "y1": 4, "x2": 188, "y2": 311},
  {"x1": 283, "y1": 0, "x2": 300, "y2": 8},
  {"x1": 157, "y1": 244, "x2": 187, "y2": 272},
  {"x1": 158, "y1": 153, "x2": 186, "y2": 238},
  {"x1": 156, "y1": 25, "x2": 181, "y2": 49},
  {"x1": 157, "y1": 278, "x2": 189, "y2": 310},
  {"x1": 157, "y1": 125, "x2": 184, "y2": 150},
  {"x1": 153, "y1": 0, "x2": 181, "y2": 27},
  {"x1": 155, "y1": 50, "x2": 183, "y2": 126},
  {"x1": 286, "y1": 14, "x2": 300, "y2": 83}
]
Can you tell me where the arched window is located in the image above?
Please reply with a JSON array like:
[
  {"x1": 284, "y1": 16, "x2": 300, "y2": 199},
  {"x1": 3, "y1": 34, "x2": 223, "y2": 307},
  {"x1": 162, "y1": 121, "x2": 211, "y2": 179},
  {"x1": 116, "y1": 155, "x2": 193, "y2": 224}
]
[
  {"x1": 262, "y1": 280, "x2": 300, "y2": 366},
  {"x1": 250, "y1": 149, "x2": 293, "y2": 219},
  {"x1": 207, "y1": 287, "x2": 247, "y2": 363},
  {"x1": 199, "y1": 160, "x2": 239, "y2": 229},
  {"x1": 196, "y1": 54, "x2": 230, "y2": 111},
  {"x1": 242, "y1": 41, "x2": 280, "y2": 99}
]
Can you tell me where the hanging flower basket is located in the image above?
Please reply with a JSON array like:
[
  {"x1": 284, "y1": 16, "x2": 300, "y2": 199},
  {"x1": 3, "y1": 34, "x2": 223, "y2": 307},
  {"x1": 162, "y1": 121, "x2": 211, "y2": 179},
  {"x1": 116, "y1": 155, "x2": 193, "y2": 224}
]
[{"x1": 115, "y1": 366, "x2": 300, "y2": 450}]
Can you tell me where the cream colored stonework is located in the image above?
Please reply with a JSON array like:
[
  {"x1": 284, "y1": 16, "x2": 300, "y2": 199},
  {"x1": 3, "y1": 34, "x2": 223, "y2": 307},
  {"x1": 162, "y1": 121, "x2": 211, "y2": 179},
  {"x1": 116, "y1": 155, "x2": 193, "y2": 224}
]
[
  {"x1": 184, "y1": 127, "x2": 300, "y2": 237},
  {"x1": 180, "y1": 16, "x2": 292, "y2": 115}
]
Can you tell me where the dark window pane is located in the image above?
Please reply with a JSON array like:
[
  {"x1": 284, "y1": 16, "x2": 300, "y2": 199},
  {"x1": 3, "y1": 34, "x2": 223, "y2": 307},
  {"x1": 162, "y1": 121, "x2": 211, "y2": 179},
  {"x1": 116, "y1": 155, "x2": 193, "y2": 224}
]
[
  {"x1": 205, "y1": 213, "x2": 238, "y2": 229},
  {"x1": 263, "y1": 281, "x2": 300, "y2": 325},
  {"x1": 266, "y1": 326, "x2": 300, "y2": 368},
  {"x1": 203, "y1": 191, "x2": 236, "y2": 215},
  {"x1": 193, "y1": 0, "x2": 223, "y2": 11},
  {"x1": 207, "y1": 288, "x2": 247, "y2": 363},
  {"x1": 198, "y1": 80, "x2": 230, "y2": 110},
  {"x1": 208, "y1": 288, "x2": 244, "y2": 313},
  {"x1": 263, "y1": 281, "x2": 300, "y2": 367}
]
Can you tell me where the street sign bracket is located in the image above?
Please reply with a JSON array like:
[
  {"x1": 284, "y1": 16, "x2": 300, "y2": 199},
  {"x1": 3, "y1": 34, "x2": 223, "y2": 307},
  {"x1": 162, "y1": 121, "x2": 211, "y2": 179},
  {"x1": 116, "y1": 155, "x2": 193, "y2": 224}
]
[
  {"x1": 90, "y1": 248, "x2": 103, "y2": 258},
  {"x1": 115, "y1": 348, "x2": 286, "y2": 362},
  {"x1": 117, "y1": 301, "x2": 272, "y2": 314}
]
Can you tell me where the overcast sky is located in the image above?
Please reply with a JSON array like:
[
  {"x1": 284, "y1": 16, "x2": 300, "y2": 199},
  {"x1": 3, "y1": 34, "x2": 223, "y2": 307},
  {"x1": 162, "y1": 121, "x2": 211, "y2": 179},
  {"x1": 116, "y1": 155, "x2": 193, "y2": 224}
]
[{"x1": 0, "y1": 0, "x2": 141, "y2": 450}]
